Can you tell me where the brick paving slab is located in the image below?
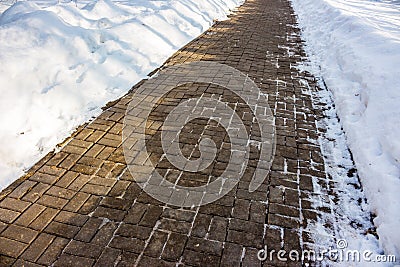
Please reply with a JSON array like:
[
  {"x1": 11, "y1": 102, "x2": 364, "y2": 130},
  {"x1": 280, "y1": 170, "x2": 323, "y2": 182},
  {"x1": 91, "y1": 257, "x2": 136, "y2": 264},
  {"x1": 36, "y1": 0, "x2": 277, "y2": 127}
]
[{"x1": 0, "y1": 0, "x2": 349, "y2": 266}]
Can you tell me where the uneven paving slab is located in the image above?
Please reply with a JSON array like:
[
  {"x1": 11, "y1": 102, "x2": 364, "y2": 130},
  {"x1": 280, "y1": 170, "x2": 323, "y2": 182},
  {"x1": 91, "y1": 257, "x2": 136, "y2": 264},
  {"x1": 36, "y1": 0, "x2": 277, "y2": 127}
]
[{"x1": 0, "y1": 0, "x2": 368, "y2": 266}]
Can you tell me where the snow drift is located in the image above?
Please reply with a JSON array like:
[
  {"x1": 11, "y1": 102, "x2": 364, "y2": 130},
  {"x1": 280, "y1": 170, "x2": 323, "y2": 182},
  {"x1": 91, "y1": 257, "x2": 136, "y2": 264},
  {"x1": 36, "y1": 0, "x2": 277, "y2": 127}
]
[
  {"x1": 291, "y1": 0, "x2": 400, "y2": 258},
  {"x1": 0, "y1": 0, "x2": 243, "y2": 189}
]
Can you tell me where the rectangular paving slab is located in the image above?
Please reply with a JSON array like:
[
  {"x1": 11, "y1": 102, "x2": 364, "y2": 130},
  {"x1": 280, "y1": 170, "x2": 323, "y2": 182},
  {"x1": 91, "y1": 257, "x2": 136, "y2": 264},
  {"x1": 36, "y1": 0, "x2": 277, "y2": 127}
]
[{"x1": 0, "y1": 0, "x2": 355, "y2": 266}]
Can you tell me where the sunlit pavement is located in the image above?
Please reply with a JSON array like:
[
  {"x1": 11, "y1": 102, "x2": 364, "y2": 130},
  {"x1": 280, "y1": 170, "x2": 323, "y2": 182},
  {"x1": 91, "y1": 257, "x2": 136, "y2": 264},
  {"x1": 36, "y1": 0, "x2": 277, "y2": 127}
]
[{"x1": 0, "y1": 0, "x2": 355, "y2": 266}]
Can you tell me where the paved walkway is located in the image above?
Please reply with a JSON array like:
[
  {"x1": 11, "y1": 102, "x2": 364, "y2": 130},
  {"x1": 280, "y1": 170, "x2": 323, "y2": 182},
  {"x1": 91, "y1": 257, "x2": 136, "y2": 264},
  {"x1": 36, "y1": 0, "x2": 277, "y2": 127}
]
[{"x1": 0, "y1": 0, "x2": 338, "y2": 266}]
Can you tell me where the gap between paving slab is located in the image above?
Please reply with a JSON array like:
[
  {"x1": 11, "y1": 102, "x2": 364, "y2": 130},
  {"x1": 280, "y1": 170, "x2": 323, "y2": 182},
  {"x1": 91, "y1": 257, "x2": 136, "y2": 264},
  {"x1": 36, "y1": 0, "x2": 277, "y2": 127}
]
[{"x1": 0, "y1": 0, "x2": 378, "y2": 266}]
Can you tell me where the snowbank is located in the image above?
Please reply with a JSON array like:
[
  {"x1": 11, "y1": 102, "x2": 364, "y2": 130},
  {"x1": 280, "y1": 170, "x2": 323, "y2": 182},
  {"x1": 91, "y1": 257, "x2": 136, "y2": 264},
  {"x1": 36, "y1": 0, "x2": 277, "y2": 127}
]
[
  {"x1": 291, "y1": 0, "x2": 400, "y2": 257},
  {"x1": 0, "y1": 0, "x2": 243, "y2": 189}
]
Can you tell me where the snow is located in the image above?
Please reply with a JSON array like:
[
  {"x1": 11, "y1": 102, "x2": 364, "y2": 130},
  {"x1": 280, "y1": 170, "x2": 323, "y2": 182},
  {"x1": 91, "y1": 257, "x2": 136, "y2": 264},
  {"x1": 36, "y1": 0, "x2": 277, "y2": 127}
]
[
  {"x1": 0, "y1": 0, "x2": 243, "y2": 190},
  {"x1": 0, "y1": 0, "x2": 398, "y2": 261},
  {"x1": 291, "y1": 0, "x2": 400, "y2": 259},
  {"x1": 297, "y1": 70, "x2": 388, "y2": 266}
]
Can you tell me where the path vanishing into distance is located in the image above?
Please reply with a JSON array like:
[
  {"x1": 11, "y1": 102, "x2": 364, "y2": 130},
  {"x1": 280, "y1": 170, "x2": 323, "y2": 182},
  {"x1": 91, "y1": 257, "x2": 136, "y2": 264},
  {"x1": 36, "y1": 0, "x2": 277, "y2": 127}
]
[{"x1": 0, "y1": 0, "x2": 376, "y2": 266}]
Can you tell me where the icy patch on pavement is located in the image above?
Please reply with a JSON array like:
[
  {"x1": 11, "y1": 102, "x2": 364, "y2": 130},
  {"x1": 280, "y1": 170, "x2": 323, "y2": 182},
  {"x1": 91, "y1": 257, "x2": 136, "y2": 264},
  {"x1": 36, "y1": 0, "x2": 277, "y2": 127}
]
[
  {"x1": 0, "y1": 0, "x2": 243, "y2": 190},
  {"x1": 291, "y1": 0, "x2": 400, "y2": 258}
]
